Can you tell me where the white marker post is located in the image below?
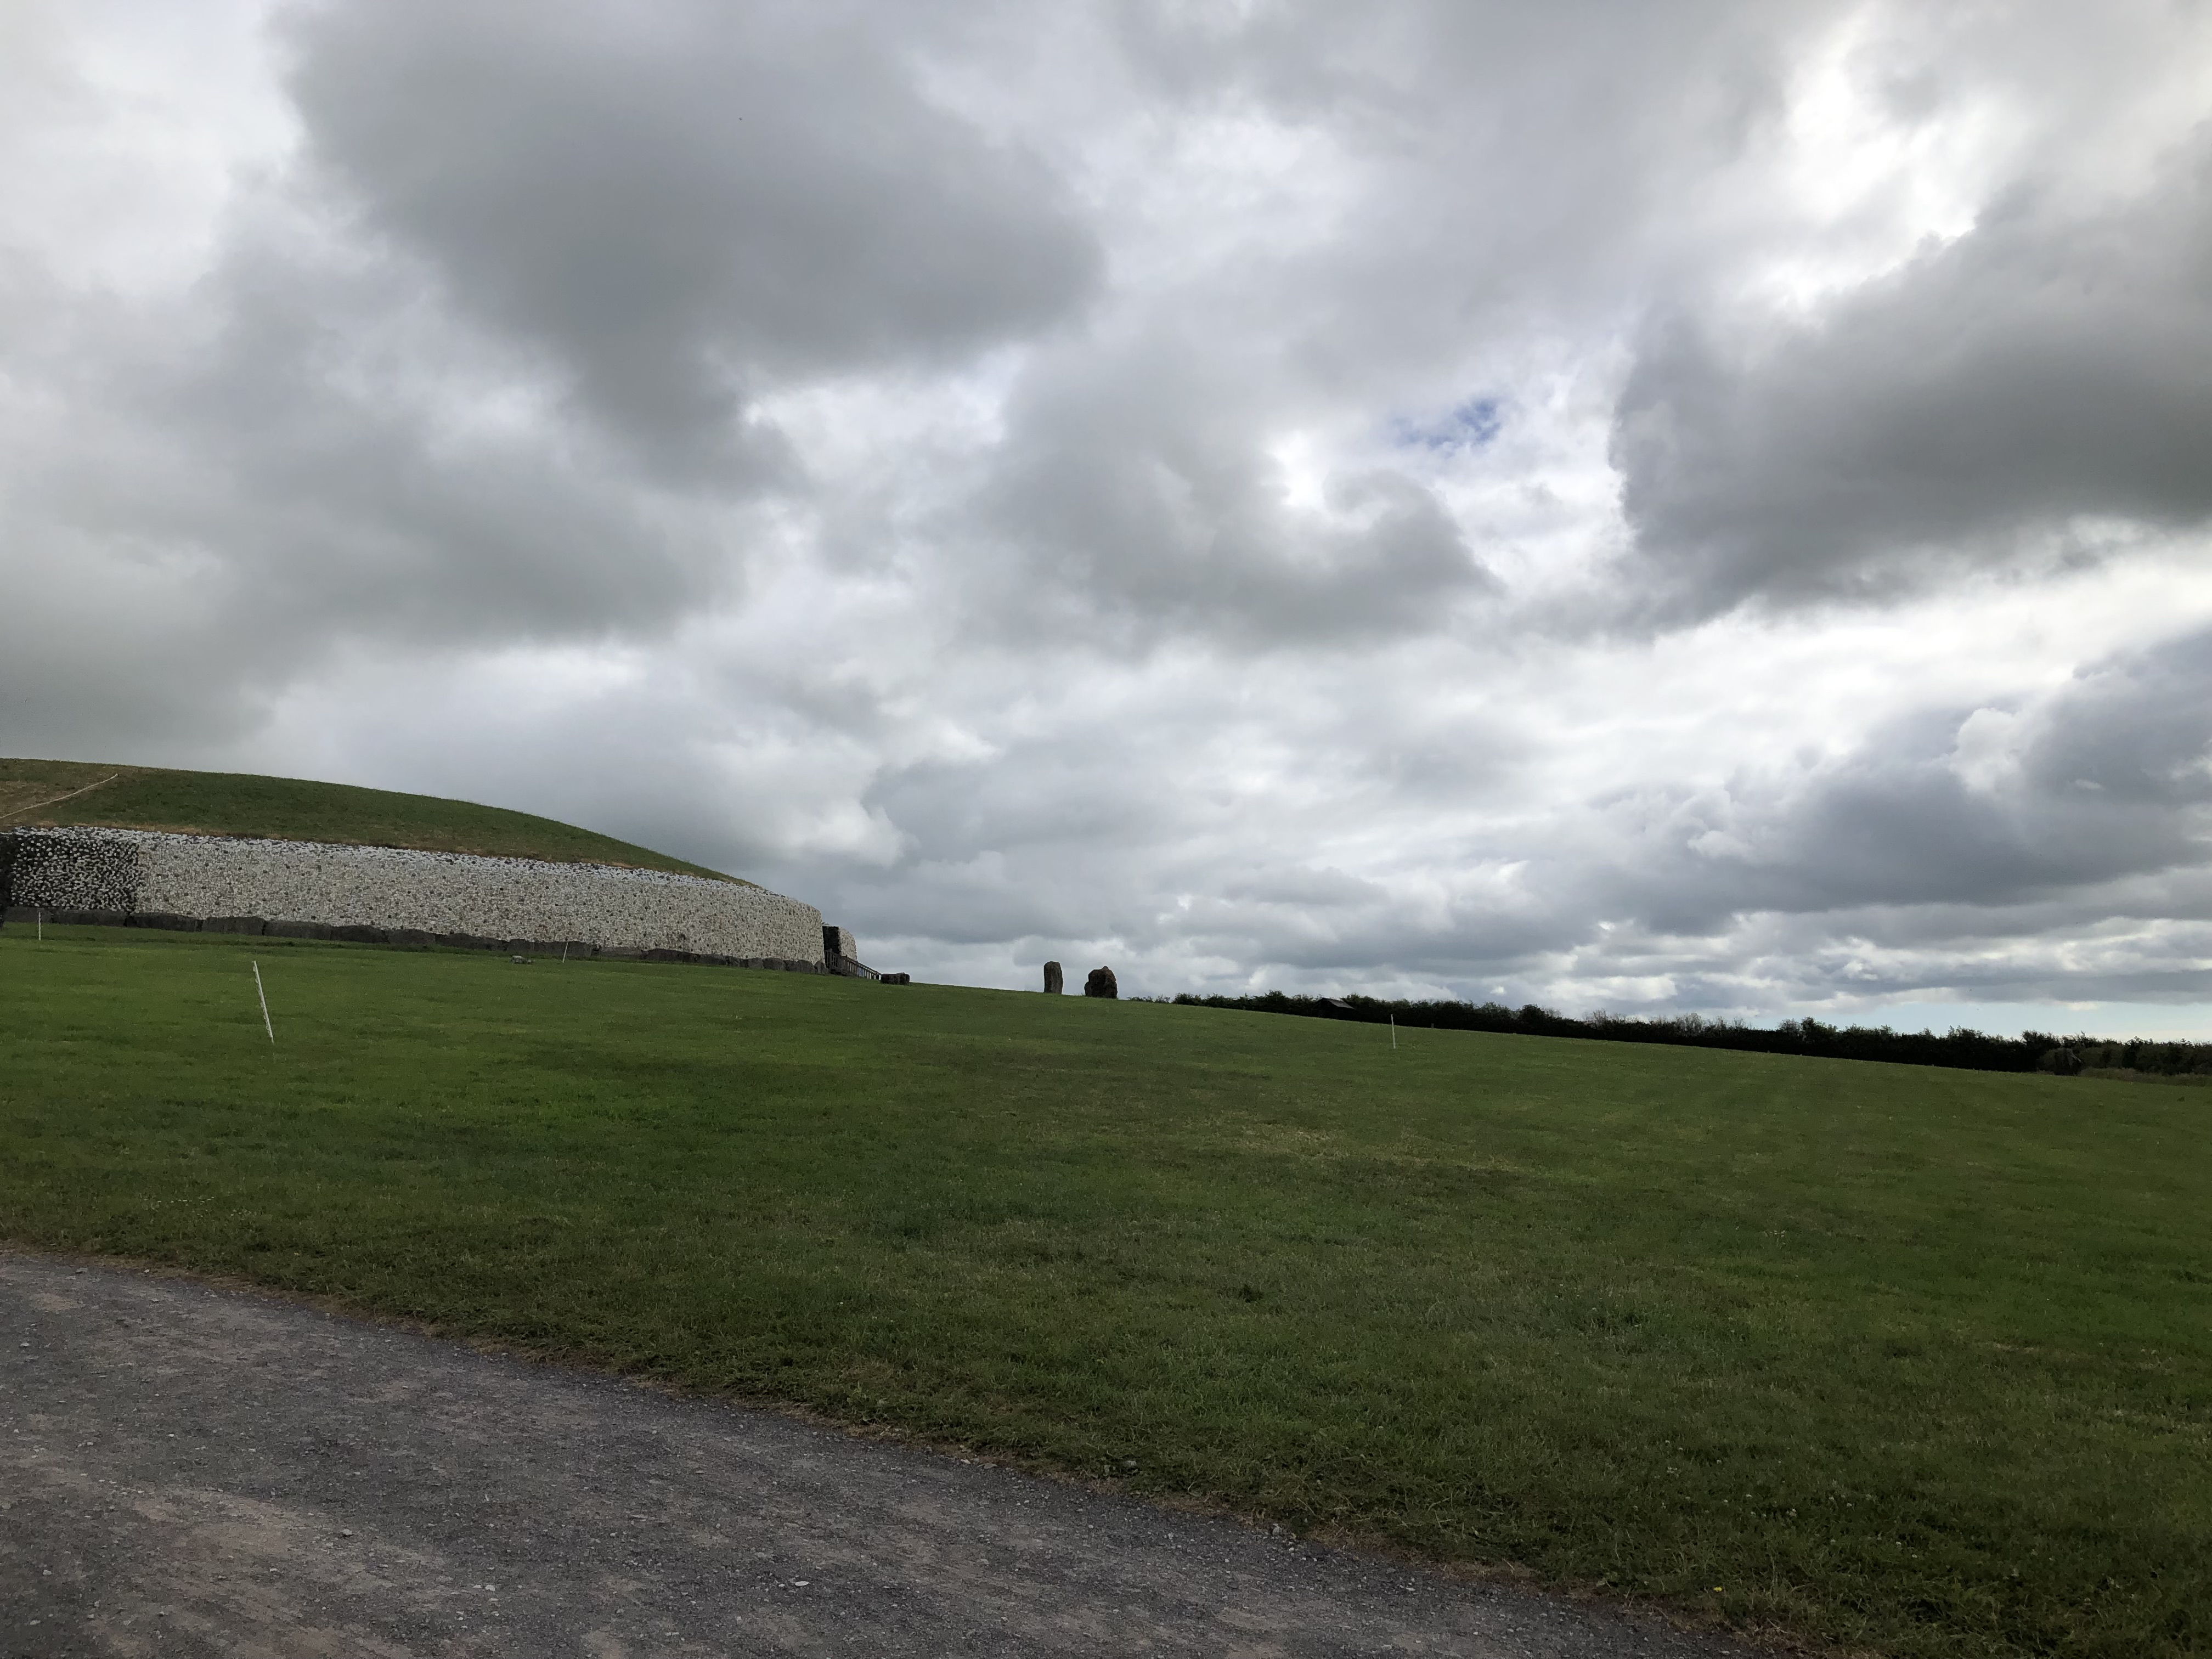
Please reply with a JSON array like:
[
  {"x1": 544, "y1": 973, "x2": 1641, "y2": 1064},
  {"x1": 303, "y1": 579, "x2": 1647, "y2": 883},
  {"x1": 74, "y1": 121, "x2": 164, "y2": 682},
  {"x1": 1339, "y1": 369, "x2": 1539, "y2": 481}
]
[
  {"x1": 36, "y1": 910, "x2": 43, "y2": 942},
  {"x1": 1390, "y1": 1012, "x2": 1397, "y2": 1051},
  {"x1": 251, "y1": 960, "x2": 275, "y2": 1049}
]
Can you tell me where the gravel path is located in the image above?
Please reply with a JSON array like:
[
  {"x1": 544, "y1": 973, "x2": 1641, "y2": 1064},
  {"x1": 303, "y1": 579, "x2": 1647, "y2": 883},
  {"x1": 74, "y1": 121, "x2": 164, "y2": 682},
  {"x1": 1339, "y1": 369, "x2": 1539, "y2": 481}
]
[{"x1": 2, "y1": 1250, "x2": 1751, "y2": 1658}]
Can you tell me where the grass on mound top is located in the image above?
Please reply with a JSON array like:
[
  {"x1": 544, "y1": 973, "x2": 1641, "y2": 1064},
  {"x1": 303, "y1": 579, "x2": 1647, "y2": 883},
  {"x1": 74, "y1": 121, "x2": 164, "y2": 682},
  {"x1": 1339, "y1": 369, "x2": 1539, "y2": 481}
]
[
  {"x1": 2, "y1": 924, "x2": 2208, "y2": 1659},
  {"x1": 0, "y1": 757, "x2": 737, "y2": 881}
]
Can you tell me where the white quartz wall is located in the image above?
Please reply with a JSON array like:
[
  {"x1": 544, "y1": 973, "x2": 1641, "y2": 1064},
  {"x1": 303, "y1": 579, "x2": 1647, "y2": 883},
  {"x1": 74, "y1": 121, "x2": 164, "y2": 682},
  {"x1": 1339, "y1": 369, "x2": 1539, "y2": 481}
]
[{"x1": 4, "y1": 827, "x2": 825, "y2": 963}]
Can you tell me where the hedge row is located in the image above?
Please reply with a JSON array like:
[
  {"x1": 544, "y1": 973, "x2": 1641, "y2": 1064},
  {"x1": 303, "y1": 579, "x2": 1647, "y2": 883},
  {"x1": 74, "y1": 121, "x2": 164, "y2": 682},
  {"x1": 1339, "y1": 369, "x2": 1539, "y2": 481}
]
[{"x1": 1161, "y1": 991, "x2": 2212, "y2": 1077}]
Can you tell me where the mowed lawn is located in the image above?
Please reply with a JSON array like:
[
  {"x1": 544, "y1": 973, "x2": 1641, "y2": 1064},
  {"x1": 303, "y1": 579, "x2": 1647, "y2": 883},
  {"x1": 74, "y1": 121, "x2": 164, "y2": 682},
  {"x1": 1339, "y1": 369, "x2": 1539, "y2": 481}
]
[{"x1": 2, "y1": 929, "x2": 2206, "y2": 1658}]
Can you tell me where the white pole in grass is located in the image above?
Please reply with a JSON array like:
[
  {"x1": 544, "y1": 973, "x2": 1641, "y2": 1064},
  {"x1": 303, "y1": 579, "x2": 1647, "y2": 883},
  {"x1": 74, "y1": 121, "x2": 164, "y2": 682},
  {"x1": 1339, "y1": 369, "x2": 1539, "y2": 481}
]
[
  {"x1": 36, "y1": 909, "x2": 42, "y2": 942},
  {"x1": 251, "y1": 960, "x2": 275, "y2": 1049},
  {"x1": 1390, "y1": 1012, "x2": 1397, "y2": 1050}
]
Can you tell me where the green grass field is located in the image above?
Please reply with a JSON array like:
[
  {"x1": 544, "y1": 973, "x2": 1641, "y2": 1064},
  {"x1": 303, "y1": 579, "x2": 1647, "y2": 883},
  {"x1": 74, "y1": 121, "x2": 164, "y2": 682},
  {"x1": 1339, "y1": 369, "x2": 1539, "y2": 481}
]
[
  {"x1": 3, "y1": 926, "x2": 2206, "y2": 1658},
  {"x1": 0, "y1": 757, "x2": 735, "y2": 879}
]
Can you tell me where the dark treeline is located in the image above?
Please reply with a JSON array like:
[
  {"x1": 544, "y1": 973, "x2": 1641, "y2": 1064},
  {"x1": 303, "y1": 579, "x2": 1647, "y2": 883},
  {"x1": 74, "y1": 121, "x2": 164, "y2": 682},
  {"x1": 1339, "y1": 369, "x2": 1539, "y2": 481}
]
[{"x1": 1161, "y1": 991, "x2": 2212, "y2": 1078}]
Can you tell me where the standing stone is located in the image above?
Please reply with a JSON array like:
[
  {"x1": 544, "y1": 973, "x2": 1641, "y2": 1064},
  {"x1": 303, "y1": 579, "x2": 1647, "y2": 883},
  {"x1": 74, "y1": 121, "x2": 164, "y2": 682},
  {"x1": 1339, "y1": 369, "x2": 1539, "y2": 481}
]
[
  {"x1": 1043, "y1": 961, "x2": 1064, "y2": 994},
  {"x1": 1084, "y1": 966, "x2": 1118, "y2": 998}
]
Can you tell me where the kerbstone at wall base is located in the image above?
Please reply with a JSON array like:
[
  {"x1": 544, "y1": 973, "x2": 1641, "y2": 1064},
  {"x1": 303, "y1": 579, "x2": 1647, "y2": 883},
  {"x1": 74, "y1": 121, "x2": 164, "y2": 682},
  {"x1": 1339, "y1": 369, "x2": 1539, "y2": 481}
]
[{"x1": 0, "y1": 891, "x2": 838, "y2": 978}]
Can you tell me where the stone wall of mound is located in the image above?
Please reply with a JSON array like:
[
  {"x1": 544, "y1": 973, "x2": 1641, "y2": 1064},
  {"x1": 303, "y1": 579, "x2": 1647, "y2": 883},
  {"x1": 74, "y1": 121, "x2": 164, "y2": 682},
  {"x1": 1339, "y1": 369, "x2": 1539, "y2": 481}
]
[{"x1": 0, "y1": 827, "x2": 826, "y2": 968}]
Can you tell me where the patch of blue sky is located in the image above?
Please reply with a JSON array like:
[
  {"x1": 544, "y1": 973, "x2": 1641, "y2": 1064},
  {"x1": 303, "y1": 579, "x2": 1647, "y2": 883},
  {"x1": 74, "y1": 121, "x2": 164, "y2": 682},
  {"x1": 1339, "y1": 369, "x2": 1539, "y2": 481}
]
[{"x1": 1391, "y1": 397, "x2": 1505, "y2": 454}]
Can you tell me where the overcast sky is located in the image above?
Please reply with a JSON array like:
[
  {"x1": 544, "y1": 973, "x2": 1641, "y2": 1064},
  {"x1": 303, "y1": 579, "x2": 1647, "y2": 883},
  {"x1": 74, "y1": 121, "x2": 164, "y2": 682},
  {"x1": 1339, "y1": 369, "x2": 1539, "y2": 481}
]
[{"x1": 7, "y1": 0, "x2": 2212, "y2": 1031}]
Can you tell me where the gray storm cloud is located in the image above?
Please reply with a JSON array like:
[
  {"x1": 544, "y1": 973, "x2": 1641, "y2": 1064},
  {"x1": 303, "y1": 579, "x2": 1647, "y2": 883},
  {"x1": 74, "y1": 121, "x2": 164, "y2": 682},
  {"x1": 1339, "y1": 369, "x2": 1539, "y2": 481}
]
[
  {"x1": 3, "y1": 0, "x2": 2211, "y2": 1025},
  {"x1": 284, "y1": 0, "x2": 1102, "y2": 466},
  {"x1": 1615, "y1": 134, "x2": 2212, "y2": 615},
  {"x1": 966, "y1": 334, "x2": 1499, "y2": 648}
]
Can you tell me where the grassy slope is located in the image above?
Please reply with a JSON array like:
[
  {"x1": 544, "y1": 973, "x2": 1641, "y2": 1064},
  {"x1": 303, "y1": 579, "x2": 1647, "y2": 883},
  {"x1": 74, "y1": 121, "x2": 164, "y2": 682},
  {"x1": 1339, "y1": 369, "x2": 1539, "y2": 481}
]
[
  {"x1": 2, "y1": 926, "x2": 2207, "y2": 1659},
  {"x1": 0, "y1": 757, "x2": 737, "y2": 881}
]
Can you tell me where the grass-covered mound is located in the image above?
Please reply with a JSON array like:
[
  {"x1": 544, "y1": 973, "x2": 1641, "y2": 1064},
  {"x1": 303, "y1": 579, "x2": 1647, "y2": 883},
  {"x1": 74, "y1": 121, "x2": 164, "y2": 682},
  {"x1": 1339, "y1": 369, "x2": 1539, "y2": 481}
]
[
  {"x1": 4, "y1": 923, "x2": 2207, "y2": 1658},
  {"x1": 0, "y1": 757, "x2": 734, "y2": 881}
]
